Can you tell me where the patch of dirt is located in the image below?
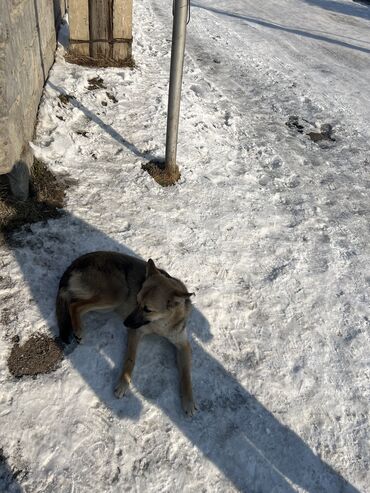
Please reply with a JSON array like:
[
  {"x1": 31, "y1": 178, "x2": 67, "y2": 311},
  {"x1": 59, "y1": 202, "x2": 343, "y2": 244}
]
[
  {"x1": 0, "y1": 274, "x2": 15, "y2": 290},
  {"x1": 1, "y1": 307, "x2": 16, "y2": 326},
  {"x1": 142, "y1": 160, "x2": 181, "y2": 187},
  {"x1": 58, "y1": 93, "x2": 74, "y2": 106},
  {"x1": 87, "y1": 76, "x2": 107, "y2": 91},
  {"x1": 106, "y1": 92, "x2": 118, "y2": 103},
  {"x1": 65, "y1": 52, "x2": 136, "y2": 69},
  {"x1": 307, "y1": 124, "x2": 335, "y2": 143},
  {"x1": 0, "y1": 159, "x2": 67, "y2": 234},
  {"x1": 286, "y1": 116, "x2": 335, "y2": 143},
  {"x1": 8, "y1": 333, "x2": 63, "y2": 378},
  {"x1": 307, "y1": 132, "x2": 327, "y2": 142},
  {"x1": 75, "y1": 130, "x2": 88, "y2": 138},
  {"x1": 286, "y1": 115, "x2": 304, "y2": 133}
]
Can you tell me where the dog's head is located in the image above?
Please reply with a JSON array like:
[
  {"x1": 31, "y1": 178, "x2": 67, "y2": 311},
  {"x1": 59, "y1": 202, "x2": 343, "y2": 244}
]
[{"x1": 124, "y1": 259, "x2": 193, "y2": 329}]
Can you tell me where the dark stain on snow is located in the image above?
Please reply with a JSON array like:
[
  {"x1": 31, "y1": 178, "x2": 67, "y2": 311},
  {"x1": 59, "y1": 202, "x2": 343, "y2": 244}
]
[
  {"x1": 286, "y1": 115, "x2": 304, "y2": 133},
  {"x1": 265, "y1": 264, "x2": 289, "y2": 282},
  {"x1": 286, "y1": 116, "x2": 335, "y2": 143},
  {"x1": 87, "y1": 76, "x2": 107, "y2": 91},
  {"x1": 8, "y1": 333, "x2": 64, "y2": 378},
  {"x1": 106, "y1": 91, "x2": 118, "y2": 103},
  {"x1": 58, "y1": 93, "x2": 74, "y2": 106}
]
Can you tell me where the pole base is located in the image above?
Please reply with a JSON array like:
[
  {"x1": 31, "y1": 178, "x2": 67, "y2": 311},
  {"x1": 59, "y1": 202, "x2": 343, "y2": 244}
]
[{"x1": 142, "y1": 160, "x2": 181, "y2": 187}]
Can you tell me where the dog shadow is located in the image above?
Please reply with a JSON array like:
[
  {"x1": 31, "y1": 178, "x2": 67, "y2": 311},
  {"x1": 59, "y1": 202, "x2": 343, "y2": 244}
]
[
  {"x1": 4, "y1": 213, "x2": 360, "y2": 492},
  {"x1": 0, "y1": 450, "x2": 23, "y2": 493}
]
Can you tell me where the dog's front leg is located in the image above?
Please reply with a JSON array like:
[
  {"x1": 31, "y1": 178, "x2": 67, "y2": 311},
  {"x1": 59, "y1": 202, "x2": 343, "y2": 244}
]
[
  {"x1": 175, "y1": 341, "x2": 197, "y2": 416},
  {"x1": 115, "y1": 329, "x2": 143, "y2": 398}
]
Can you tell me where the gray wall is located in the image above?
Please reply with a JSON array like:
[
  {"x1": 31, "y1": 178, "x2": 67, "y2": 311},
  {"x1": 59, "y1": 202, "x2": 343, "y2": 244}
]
[{"x1": 0, "y1": 0, "x2": 67, "y2": 181}]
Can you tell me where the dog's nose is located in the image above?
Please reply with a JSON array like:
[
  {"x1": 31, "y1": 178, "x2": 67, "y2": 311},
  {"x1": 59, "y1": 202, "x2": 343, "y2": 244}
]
[{"x1": 124, "y1": 310, "x2": 149, "y2": 329}]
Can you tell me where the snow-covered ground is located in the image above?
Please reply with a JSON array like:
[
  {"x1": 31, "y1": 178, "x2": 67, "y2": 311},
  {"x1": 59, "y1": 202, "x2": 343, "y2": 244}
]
[{"x1": 1, "y1": 0, "x2": 369, "y2": 491}]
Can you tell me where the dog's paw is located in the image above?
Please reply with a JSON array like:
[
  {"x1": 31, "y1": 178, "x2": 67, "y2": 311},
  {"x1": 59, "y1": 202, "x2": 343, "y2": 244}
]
[
  {"x1": 114, "y1": 380, "x2": 129, "y2": 399},
  {"x1": 182, "y1": 398, "x2": 198, "y2": 417},
  {"x1": 74, "y1": 333, "x2": 82, "y2": 344}
]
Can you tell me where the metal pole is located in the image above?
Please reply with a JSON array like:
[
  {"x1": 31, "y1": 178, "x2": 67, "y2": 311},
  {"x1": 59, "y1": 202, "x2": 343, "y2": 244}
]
[{"x1": 165, "y1": 0, "x2": 188, "y2": 172}]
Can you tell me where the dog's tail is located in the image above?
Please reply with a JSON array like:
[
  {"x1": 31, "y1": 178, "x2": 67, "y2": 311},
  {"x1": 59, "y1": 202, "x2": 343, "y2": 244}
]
[{"x1": 56, "y1": 288, "x2": 72, "y2": 344}]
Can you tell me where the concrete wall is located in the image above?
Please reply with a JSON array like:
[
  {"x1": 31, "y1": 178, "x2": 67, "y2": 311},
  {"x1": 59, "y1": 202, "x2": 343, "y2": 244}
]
[{"x1": 0, "y1": 0, "x2": 66, "y2": 197}]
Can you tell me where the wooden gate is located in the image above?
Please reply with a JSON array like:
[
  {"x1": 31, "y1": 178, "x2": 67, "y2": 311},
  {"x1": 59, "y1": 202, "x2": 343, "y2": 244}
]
[{"x1": 68, "y1": 0, "x2": 132, "y2": 65}]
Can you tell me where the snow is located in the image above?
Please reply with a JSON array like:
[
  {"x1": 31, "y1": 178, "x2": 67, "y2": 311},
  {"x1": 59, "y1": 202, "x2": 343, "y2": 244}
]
[{"x1": 1, "y1": 0, "x2": 369, "y2": 491}]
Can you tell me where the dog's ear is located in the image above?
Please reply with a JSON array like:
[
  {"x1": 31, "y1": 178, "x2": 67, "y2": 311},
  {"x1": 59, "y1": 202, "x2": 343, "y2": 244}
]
[
  {"x1": 172, "y1": 289, "x2": 194, "y2": 303},
  {"x1": 146, "y1": 258, "x2": 159, "y2": 278},
  {"x1": 174, "y1": 290, "x2": 194, "y2": 299}
]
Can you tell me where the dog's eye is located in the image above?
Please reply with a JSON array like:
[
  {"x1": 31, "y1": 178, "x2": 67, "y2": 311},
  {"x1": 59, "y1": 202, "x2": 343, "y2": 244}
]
[{"x1": 143, "y1": 306, "x2": 151, "y2": 313}]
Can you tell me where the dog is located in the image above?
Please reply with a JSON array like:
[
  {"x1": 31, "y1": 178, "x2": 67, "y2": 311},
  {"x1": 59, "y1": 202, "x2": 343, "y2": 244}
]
[{"x1": 56, "y1": 251, "x2": 197, "y2": 416}]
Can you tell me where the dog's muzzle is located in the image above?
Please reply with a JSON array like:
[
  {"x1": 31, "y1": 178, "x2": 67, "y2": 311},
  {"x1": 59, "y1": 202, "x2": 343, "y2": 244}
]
[{"x1": 124, "y1": 309, "x2": 150, "y2": 329}]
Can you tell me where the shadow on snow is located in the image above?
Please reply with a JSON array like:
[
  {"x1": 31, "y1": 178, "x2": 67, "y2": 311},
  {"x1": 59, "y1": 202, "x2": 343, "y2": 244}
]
[
  {"x1": 192, "y1": 2, "x2": 370, "y2": 54},
  {"x1": 4, "y1": 212, "x2": 360, "y2": 493}
]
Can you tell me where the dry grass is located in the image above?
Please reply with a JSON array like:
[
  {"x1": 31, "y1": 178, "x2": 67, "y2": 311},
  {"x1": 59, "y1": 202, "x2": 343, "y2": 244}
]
[
  {"x1": 142, "y1": 160, "x2": 181, "y2": 187},
  {"x1": 0, "y1": 160, "x2": 67, "y2": 234},
  {"x1": 65, "y1": 52, "x2": 136, "y2": 69}
]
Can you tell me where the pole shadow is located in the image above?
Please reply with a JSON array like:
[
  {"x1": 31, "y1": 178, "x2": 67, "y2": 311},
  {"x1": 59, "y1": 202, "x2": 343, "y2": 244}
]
[
  {"x1": 192, "y1": 2, "x2": 370, "y2": 54},
  {"x1": 302, "y1": 0, "x2": 370, "y2": 21},
  {"x1": 4, "y1": 213, "x2": 361, "y2": 492},
  {"x1": 47, "y1": 81, "x2": 158, "y2": 162}
]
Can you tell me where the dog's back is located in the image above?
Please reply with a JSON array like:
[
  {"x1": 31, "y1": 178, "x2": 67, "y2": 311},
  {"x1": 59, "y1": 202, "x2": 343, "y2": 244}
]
[{"x1": 56, "y1": 252, "x2": 146, "y2": 342}]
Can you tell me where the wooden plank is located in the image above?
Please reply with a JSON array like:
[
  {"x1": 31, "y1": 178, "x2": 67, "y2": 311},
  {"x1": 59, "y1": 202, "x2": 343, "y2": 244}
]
[
  {"x1": 88, "y1": 0, "x2": 113, "y2": 58},
  {"x1": 68, "y1": 42, "x2": 90, "y2": 57},
  {"x1": 69, "y1": 0, "x2": 89, "y2": 41},
  {"x1": 68, "y1": 0, "x2": 90, "y2": 56},
  {"x1": 113, "y1": 0, "x2": 133, "y2": 40},
  {"x1": 113, "y1": 42, "x2": 131, "y2": 63}
]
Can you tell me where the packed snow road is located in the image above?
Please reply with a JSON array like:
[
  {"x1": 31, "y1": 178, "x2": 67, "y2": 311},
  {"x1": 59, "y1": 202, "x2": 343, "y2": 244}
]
[
  {"x1": 186, "y1": 0, "x2": 370, "y2": 127},
  {"x1": 0, "y1": 0, "x2": 369, "y2": 492}
]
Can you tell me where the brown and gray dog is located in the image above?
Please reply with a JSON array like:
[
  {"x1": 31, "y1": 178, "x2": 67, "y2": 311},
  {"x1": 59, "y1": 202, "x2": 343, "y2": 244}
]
[{"x1": 56, "y1": 252, "x2": 197, "y2": 416}]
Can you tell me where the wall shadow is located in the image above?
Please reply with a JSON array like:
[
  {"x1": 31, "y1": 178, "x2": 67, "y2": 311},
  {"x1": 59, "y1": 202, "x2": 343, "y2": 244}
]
[
  {"x1": 52, "y1": 0, "x2": 62, "y2": 30},
  {"x1": 3, "y1": 211, "x2": 361, "y2": 492},
  {"x1": 192, "y1": 2, "x2": 370, "y2": 54}
]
